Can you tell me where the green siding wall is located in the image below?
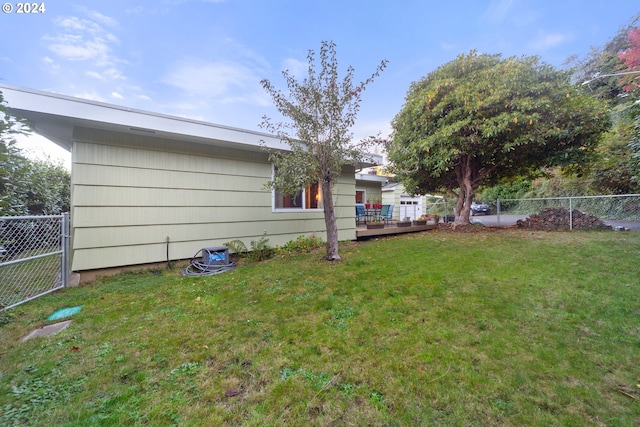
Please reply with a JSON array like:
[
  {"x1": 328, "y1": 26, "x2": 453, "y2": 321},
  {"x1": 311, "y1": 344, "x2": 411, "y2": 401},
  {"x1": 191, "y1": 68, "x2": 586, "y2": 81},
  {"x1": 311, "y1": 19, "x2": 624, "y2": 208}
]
[
  {"x1": 356, "y1": 181, "x2": 382, "y2": 205},
  {"x1": 382, "y1": 188, "x2": 401, "y2": 221},
  {"x1": 70, "y1": 128, "x2": 356, "y2": 271}
]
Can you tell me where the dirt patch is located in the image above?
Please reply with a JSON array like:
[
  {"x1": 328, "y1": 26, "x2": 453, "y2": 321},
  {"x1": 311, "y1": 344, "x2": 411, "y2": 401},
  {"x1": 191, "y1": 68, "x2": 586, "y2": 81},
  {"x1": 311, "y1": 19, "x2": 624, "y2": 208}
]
[
  {"x1": 435, "y1": 207, "x2": 613, "y2": 232},
  {"x1": 514, "y1": 207, "x2": 612, "y2": 231}
]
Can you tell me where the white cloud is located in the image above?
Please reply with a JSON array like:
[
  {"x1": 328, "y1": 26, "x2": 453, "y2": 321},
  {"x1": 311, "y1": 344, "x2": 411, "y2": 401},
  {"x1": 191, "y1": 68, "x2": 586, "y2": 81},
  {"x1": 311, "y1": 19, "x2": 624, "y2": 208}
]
[
  {"x1": 111, "y1": 91, "x2": 123, "y2": 99},
  {"x1": 125, "y1": 6, "x2": 167, "y2": 15},
  {"x1": 42, "y1": 12, "x2": 124, "y2": 75},
  {"x1": 54, "y1": 16, "x2": 102, "y2": 34},
  {"x1": 480, "y1": 0, "x2": 514, "y2": 24},
  {"x1": 163, "y1": 59, "x2": 269, "y2": 106},
  {"x1": 87, "y1": 11, "x2": 119, "y2": 28},
  {"x1": 528, "y1": 31, "x2": 572, "y2": 51},
  {"x1": 136, "y1": 94, "x2": 152, "y2": 102},
  {"x1": 86, "y1": 70, "x2": 104, "y2": 80},
  {"x1": 41, "y1": 56, "x2": 60, "y2": 71},
  {"x1": 103, "y1": 67, "x2": 126, "y2": 80},
  {"x1": 46, "y1": 34, "x2": 112, "y2": 62},
  {"x1": 73, "y1": 91, "x2": 106, "y2": 102},
  {"x1": 170, "y1": 101, "x2": 201, "y2": 112},
  {"x1": 281, "y1": 58, "x2": 307, "y2": 79}
]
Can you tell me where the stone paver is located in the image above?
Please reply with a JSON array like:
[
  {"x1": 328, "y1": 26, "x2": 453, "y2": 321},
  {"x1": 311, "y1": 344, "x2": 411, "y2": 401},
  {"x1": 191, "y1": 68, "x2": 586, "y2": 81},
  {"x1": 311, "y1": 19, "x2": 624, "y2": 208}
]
[{"x1": 21, "y1": 320, "x2": 72, "y2": 342}]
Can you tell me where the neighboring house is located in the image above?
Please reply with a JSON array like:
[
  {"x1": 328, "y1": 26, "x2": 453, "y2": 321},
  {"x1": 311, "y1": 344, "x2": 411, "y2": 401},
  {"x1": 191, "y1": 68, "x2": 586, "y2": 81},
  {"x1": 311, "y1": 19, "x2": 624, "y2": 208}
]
[
  {"x1": 382, "y1": 182, "x2": 445, "y2": 221},
  {"x1": 355, "y1": 170, "x2": 389, "y2": 206},
  {"x1": 1, "y1": 84, "x2": 380, "y2": 275}
]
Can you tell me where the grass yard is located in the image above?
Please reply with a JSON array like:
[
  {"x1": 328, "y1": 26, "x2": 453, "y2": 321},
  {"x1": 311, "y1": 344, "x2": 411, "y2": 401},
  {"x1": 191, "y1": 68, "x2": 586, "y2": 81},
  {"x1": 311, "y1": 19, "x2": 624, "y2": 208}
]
[{"x1": 1, "y1": 229, "x2": 639, "y2": 426}]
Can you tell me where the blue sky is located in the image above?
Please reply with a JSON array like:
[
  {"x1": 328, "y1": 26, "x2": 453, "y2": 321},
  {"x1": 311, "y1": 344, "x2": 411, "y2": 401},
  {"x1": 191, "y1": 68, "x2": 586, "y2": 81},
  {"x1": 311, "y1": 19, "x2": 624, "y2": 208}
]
[{"x1": 1, "y1": 0, "x2": 639, "y2": 165}]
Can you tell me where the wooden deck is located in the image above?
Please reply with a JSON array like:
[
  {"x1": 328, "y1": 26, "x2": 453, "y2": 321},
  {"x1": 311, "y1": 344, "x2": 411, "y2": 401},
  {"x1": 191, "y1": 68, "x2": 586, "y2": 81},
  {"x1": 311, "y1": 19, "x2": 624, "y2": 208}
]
[{"x1": 355, "y1": 223, "x2": 437, "y2": 239}]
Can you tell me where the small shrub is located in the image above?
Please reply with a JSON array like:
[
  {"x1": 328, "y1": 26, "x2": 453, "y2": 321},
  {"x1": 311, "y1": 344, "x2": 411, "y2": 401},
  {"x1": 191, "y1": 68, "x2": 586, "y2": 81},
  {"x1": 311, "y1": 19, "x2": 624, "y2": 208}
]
[
  {"x1": 225, "y1": 233, "x2": 274, "y2": 262},
  {"x1": 278, "y1": 235, "x2": 325, "y2": 254},
  {"x1": 249, "y1": 234, "x2": 274, "y2": 261},
  {"x1": 224, "y1": 239, "x2": 248, "y2": 256}
]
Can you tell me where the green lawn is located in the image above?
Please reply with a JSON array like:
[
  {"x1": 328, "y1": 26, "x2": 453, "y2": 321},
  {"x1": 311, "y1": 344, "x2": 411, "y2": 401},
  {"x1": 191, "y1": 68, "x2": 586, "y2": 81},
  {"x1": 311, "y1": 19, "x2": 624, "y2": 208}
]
[{"x1": 1, "y1": 229, "x2": 639, "y2": 426}]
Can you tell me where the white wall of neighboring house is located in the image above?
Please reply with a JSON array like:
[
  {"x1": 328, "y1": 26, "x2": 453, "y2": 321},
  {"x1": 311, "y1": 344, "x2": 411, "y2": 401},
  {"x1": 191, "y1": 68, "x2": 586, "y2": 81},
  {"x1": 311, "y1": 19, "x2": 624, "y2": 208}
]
[{"x1": 382, "y1": 183, "x2": 428, "y2": 221}]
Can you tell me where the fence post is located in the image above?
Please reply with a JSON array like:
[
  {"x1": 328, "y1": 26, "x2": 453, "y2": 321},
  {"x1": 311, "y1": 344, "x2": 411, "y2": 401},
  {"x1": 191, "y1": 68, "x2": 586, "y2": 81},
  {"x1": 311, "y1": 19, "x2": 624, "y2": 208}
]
[
  {"x1": 569, "y1": 197, "x2": 573, "y2": 231},
  {"x1": 497, "y1": 199, "x2": 501, "y2": 227},
  {"x1": 444, "y1": 199, "x2": 449, "y2": 222},
  {"x1": 62, "y1": 212, "x2": 70, "y2": 287}
]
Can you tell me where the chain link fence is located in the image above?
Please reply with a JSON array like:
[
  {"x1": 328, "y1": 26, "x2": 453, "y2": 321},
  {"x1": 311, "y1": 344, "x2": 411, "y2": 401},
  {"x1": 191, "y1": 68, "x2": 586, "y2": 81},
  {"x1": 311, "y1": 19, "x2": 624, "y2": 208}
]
[
  {"x1": 495, "y1": 194, "x2": 640, "y2": 230},
  {"x1": 424, "y1": 196, "x2": 454, "y2": 222},
  {"x1": 421, "y1": 194, "x2": 640, "y2": 230},
  {"x1": 423, "y1": 196, "x2": 446, "y2": 214},
  {"x1": 0, "y1": 214, "x2": 70, "y2": 311}
]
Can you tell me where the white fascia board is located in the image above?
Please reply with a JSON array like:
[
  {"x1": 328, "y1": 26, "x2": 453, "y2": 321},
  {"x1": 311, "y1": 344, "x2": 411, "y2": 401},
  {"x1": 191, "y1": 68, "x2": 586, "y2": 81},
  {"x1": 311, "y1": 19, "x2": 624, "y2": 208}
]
[
  {"x1": 0, "y1": 84, "x2": 286, "y2": 152},
  {"x1": 355, "y1": 173, "x2": 390, "y2": 183}
]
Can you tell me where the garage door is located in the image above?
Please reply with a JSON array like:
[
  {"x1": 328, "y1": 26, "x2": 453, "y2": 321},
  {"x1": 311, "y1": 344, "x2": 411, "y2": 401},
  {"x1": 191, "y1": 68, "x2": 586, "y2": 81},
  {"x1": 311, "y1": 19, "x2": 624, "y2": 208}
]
[{"x1": 399, "y1": 196, "x2": 422, "y2": 221}]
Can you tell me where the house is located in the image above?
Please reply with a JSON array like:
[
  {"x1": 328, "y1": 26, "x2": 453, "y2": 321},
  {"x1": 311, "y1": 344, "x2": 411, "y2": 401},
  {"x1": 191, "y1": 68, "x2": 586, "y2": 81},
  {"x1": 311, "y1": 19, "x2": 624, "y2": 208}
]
[
  {"x1": 1, "y1": 84, "x2": 380, "y2": 276},
  {"x1": 382, "y1": 182, "x2": 447, "y2": 221},
  {"x1": 355, "y1": 170, "x2": 389, "y2": 206}
]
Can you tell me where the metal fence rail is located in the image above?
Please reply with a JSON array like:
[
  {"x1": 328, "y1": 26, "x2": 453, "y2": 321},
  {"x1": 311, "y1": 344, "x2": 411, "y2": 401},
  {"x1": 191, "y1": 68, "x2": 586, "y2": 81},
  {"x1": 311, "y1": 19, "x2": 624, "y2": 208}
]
[
  {"x1": 496, "y1": 194, "x2": 640, "y2": 230},
  {"x1": 424, "y1": 196, "x2": 452, "y2": 221},
  {"x1": 0, "y1": 213, "x2": 70, "y2": 311}
]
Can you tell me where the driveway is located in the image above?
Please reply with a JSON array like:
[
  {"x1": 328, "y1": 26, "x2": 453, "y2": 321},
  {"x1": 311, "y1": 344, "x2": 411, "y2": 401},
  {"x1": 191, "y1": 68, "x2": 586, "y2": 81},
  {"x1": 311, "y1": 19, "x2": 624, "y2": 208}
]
[
  {"x1": 469, "y1": 214, "x2": 640, "y2": 231},
  {"x1": 601, "y1": 219, "x2": 640, "y2": 231},
  {"x1": 470, "y1": 214, "x2": 526, "y2": 227}
]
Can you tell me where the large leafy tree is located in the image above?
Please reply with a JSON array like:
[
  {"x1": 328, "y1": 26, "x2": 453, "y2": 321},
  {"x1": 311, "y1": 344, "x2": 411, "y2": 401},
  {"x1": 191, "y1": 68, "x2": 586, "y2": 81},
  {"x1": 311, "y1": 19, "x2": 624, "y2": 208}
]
[
  {"x1": 386, "y1": 51, "x2": 610, "y2": 225},
  {"x1": 260, "y1": 41, "x2": 387, "y2": 260},
  {"x1": 573, "y1": 19, "x2": 640, "y2": 195},
  {"x1": 630, "y1": 108, "x2": 640, "y2": 182},
  {"x1": 573, "y1": 14, "x2": 639, "y2": 104},
  {"x1": 616, "y1": 27, "x2": 640, "y2": 94},
  {"x1": 1, "y1": 90, "x2": 28, "y2": 215},
  {"x1": 1, "y1": 91, "x2": 70, "y2": 215},
  {"x1": 586, "y1": 104, "x2": 640, "y2": 194},
  {"x1": 617, "y1": 26, "x2": 640, "y2": 187}
]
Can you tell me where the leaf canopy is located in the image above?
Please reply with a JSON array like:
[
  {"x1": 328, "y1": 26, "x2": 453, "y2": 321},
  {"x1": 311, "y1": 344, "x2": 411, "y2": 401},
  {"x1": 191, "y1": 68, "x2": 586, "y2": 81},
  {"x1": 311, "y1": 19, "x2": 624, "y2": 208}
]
[{"x1": 387, "y1": 51, "x2": 611, "y2": 200}]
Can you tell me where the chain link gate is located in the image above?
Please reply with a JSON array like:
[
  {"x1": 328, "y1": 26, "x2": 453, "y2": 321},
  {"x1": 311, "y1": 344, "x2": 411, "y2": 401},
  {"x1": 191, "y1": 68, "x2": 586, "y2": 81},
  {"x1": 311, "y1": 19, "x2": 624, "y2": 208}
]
[{"x1": 0, "y1": 214, "x2": 70, "y2": 311}]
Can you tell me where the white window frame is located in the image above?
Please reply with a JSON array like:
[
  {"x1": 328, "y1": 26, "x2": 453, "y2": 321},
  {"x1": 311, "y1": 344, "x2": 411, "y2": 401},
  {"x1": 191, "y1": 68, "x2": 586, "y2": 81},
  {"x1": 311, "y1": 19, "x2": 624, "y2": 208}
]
[{"x1": 271, "y1": 166, "x2": 323, "y2": 212}]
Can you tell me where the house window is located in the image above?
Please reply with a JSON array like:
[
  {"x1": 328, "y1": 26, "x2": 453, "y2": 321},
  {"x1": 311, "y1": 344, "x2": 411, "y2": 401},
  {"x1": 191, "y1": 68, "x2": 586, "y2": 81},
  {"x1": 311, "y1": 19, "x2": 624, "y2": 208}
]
[
  {"x1": 275, "y1": 190, "x2": 303, "y2": 209},
  {"x1": 272, "y1": 167, "x2": 321, "y2": 210},
  {"x1": 356, "y1": 190, "x2": 366, "y2": 204},
  {"x1": 274, "y1": 183, "x2": 320, "y2": 210}
]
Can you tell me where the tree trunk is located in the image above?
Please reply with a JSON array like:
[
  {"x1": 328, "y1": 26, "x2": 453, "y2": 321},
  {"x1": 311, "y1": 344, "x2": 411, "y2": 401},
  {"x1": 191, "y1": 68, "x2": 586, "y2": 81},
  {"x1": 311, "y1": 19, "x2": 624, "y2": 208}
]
[
  {"x1": 453, "y1": 158, "x2": 474, "y2": 226},
  {"x1": 321, "y1": 177, "x2": 341, "y2": 261},
  {"x1": 453, "y1": 193, "x2": 472, "y2": 226}
]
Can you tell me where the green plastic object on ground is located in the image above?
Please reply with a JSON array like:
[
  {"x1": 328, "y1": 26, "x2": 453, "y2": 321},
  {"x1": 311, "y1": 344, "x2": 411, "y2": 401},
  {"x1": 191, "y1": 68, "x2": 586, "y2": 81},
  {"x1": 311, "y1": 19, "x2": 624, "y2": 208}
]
[{"x1": 46, "y1": 305, "x2": 83, "y2": 321}]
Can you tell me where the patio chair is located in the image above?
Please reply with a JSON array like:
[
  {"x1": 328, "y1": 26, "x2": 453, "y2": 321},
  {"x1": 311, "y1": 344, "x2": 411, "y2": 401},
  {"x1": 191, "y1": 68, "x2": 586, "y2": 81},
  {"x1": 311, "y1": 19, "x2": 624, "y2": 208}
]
[
  {"x1": 356, "y1": 204, "x2": 366, "y2": 225},
  {"x1": 380, "y1": 204, "x2": 394, "y2": 224},
  {"x1": 385, "y1": 204, "x2": 394, "y2": 224}
]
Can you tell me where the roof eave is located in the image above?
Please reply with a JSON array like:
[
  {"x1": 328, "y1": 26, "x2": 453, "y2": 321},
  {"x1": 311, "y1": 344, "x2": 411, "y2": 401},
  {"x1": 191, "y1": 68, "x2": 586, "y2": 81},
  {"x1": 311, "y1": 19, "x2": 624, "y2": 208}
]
[{"x1": 0, "y1": 83, "x2": 286, "y2": 152}]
